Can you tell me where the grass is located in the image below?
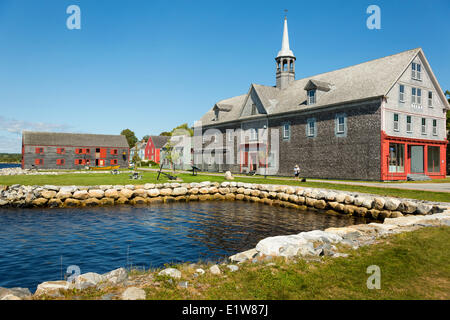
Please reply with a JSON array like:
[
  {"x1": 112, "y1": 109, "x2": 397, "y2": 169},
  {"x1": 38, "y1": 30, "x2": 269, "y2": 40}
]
[
  {"x1": 0, "y1": 171, "x2": 449, "y2": 202},
  {"x1": 45, "y1": 226, "x2": 450, "y2": 300}
]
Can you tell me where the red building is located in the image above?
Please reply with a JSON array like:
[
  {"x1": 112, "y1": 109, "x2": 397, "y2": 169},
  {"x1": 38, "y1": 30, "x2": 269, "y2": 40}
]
[{"x1": 144, "y1": 136, "x2": 170, "y2": 164}]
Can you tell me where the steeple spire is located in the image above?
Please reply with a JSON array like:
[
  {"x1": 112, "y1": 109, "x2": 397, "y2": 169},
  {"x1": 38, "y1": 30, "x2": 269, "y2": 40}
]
[
  {"x1": 275, "y1": 15, "x2": 296, "y2": 89},
  {"x1": 277, "y1": 16, "x2": 294, "y2": 58}
]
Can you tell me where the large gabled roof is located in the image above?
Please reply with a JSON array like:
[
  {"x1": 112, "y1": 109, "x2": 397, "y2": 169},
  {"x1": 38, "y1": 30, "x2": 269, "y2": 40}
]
[
  {"x1": 23, "y1": 131, "x2": 129, "y2": 148},
  {"x1": 149, "y1": 135, "x2": 170, "y2": 149},
  {"x1": 198, "y1": 47, "x2": 446, "y2": 127}
]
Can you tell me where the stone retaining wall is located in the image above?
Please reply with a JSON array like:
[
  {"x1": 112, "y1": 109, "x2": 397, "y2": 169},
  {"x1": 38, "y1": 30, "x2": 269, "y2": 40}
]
[{"x1": 0, "y1": 182, "x2": 443, "y2": 221}]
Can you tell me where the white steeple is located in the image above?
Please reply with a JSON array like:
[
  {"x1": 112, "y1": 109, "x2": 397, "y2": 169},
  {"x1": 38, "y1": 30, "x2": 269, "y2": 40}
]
[
  {"x1": 277, "y1": 16, "x2": 295, "y2": 58},
  {"x1": 275, "y1": 15, "x2": 296, "y2": 89}
]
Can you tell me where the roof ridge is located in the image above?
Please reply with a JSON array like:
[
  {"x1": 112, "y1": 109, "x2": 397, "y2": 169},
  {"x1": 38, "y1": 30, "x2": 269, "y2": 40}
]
[{"x1": 294, "y1": 47, "x2": 420, "y2": 83}]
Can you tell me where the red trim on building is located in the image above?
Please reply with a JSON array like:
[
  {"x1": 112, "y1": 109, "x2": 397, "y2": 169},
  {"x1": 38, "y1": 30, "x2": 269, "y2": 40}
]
[{"x1": 380, "y1": 131, "x2": 447, "y2": 180}]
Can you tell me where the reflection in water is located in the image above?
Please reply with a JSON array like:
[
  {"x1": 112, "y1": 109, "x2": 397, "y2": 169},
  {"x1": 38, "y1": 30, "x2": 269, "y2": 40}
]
[{"x1": 0, "y1": 202, "x2": 368, "y2": 290}]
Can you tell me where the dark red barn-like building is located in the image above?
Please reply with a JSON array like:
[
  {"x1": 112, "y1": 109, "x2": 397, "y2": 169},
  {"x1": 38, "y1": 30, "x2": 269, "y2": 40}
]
[
  {"x1": 22, "y1": 131, "x2": 130, "y2": 169},
  {"x1": 144, "y1": 136, "x2": 170, "y2": 164}
]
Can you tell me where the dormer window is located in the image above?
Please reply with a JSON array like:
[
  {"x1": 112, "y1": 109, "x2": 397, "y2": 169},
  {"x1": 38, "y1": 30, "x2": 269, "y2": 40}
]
[
  {"x1": 412, "y1": 62, "x2": 421, "y2": 80},
  {"x1": 214, "y1": 109, "x2": 219, "y2": 121},
  {"x1": 251, "y1": 103, "x2": 257, "y2": 115},
  {"x1": 307, "y1": 90, "x2": 316, "y2": 105}
]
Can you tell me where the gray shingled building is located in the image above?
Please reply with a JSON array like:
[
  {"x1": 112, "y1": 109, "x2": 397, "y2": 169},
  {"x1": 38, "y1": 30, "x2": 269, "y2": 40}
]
[
  {"x1": 22, "y1": 131, "x2": 130, "y2": 169},
  {"x1": 195, "y1": 17, "x2": 449, "y2": 181}
]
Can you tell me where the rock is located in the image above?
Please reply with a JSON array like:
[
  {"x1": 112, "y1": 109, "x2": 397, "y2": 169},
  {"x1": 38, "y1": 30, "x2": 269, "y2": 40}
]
[
  {"x1": 104, "y1": 189, "x2": 119, "y2": 199},
  {"x1": 256, "y1": 235, "x2": 308, "y2": 256},
  {"x1": 0, "y1": 287, "x2": 32, "y2": 300},
  {"x1": 315, "y1": 243, "x2": 336, "y2": 256},
  {"x1": 299, "y1": 230, "x2": 343, "y2": 243},
  {"x1": 400, "y1": 201, "x2": 418, "y2": 214},
  {"x1": 73, "y1": 190, "x2": 90, "y2": 200},
  {"x1": 148, "y1": 189, "x2": 161, "y2": 197},
  {"x1": 121, "y1": 287, "x2": 146, "y2": 300},
  {"x1": 416, "y1": 203, "x2": 433, "y2": 215},
  {"x1": 64, "y1": 198, "x2": 81, "y2": 207},
  {"x1": 384, "y1": 198, "x2": 401, "y2": 211},
  {"x1": 48, "y1": 198, "x2": 62, "y2": 208},
  {"x1": 373, "y1": 197, "x2": 385, "y2": 210},
  {"x1": 43, "y1": 185, "x2": 60, "y2": 191},
  {"x1": 158, "y1": 268, "x2": 181, "y2": 279},
  {"x1": 59, "y1": 186, "x2": 77, "y2": 193},
  {"x1": 103, "y1": 268, "x2": 128, "y2": 285},
  {"x1": 56, "y1": 191, "x2": 72, "y2": 200},
  {"x1": 224, "y1": 171, "x2": 234, "y2": 180},
  {"x1": 227, "y1": 265, "x2": 239, "y2": 272},
  {"x1": 160, "y1": 188, "x2": 173, "y2": 196},
  {"x1": 84, "y1": 198, "x2": 100, "y2": 206},
  {"x1": 101, "y1": 293, "x2": 115, "y2": 300},
  {"x1": 172, "y1": 187, "x2": 188, "y2": 196},
  {"x1": 178, "y1": 281, "x2": 189, "y2": 289},
  {"x1": 32, "y1": 198, "x2": 48, "y2": 206},
  {"x1": 74, "y1": 272, "x2": 105, "y2": 290},
  {"x1": 209, "y1": 265, "x2": 221, "y2": 275},
  {"x1": 119, "y1": 189, "x2": 134, "y2": 199},
  {"x1": 313, "y1": 199, "x2": 327, "y2": 210},
  {"x1": 130, "y1": 197, "x2": 146, "y2": 205},
  {"x1": 332, "y1": 253, "x2": 349, "y2": 258},
  {"x1": 34, "y1": 281, "x2": 72, "y2": 297},
  {"x1": 195, "y1": 268, "x2": 205, "y2": 275},
  {"x1": 88, "y1": 189, "x2": 105, "y2": 199},
  {"x1": 229, "y1": 248, "x2": 258, "y2": 263},
  {"x1": 133, "y1": 189, "x2": 148, "y2": 198}
]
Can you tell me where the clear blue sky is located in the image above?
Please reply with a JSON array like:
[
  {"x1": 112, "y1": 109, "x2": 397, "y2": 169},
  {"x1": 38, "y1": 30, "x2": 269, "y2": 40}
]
[{"x1": 0, "y1": 0, "x2": 449, "y2": 153}]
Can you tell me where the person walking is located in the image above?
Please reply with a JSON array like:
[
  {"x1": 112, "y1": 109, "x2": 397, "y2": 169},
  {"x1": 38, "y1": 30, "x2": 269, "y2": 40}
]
[{"x1": 294, "y1": 164, "x2": 300, "y2": 179}]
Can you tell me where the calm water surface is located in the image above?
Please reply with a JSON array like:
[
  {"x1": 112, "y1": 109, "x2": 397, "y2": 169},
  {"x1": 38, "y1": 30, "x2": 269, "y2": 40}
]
[
  {"x1": 0, "y1": 163, "x2": 21, "y2": 169},
  {"x1": 0, "y1": 202, "x2": 368, "y2": 290}
]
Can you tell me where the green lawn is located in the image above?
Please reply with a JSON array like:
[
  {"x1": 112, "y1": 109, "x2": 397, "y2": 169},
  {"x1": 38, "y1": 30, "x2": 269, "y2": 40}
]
[
  {"x1": 1, "y1": 171, "x2": 449, "y2": 202},
  {"x1": 53, "y1": 226, "x2": 450, "y2": 300}
]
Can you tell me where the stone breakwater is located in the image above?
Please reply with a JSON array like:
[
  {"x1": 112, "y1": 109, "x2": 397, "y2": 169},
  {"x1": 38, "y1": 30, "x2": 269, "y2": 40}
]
[
  {"x1": 0, "y1": 181, "x2": 445, "y2": 221},
  {"x1": 1, "y1": 206, "x2": 449, "y2": 300},
  {"x1": 0, "y1": 167, "x2": 129, "y2": 176}
]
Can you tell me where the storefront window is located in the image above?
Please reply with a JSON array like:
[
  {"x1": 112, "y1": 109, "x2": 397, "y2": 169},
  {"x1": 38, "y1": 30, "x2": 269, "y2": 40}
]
[
  {"x1": 427, "y1": 146, "x2": 440, "y2": 173},
  {"x1": 389, "y1": 143, "x2": 404, "y2": 173}
]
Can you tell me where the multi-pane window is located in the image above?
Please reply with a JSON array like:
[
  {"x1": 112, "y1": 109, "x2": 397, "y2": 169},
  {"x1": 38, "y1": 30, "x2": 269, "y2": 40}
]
[
  {"x1": 411, "y1": 88, "x2": 421, "y2": 105},
  {"x1": 412, "y1": 62, "x2": 421, "y2": 80},
  {"x1": 307, "y1": 119, "x2": 315, "y2": 137},
  {"x1": 35, "y1": 147, "x2": 44, "y2": 154},
  {"x1": 283, "y1": 123, "x2": 290, "y2": 140},
  {"x1": 250, "y1": 128, "x2": 258, "y2": 141},
  {"x1": 110, "y1": 149, "x2": 118, "y2": 155},
  {"x1": 399, "y1": 85, "x2": 405, "y2": 102},
  {"x1": 406, "y1": 116, "x2": 412, "y2": 133},
  {"x1": 337, "y1": 116, "x2": 345, "y2": 133},
  {"x1": 427, "y1": 146, "x2": 440, "y2": 173},
  {"x1": 432, "y1": 119, "x2": 437, "y2": 135},
  {"x1": 56, "y1": 159, "x2": 65, "y2": 166},
  {"x1": 110, "y1": 159, "x2": 118, "y2": 165},
  {"x1": 227, "y1": 130, "x2": 233, "y2": 142},
  {"x1": 393, "y1": 114, "x2": 399, "y2": 131},
  {"x1": 56, "y1": 148, "x2": 65, "y2": 154},
  {"x1": 389, "y1": 143, "x2": 404, "y2": 173},
  {"x1": 307, "y1": 90, "x2": 316, "y2": 105},
  {"x1": 428, "y1": 91, "x2": 433, "y2": 107},
  {"x1": 34, "y1": 159, "x2": 44, "y2": 165},
  {"x1": 421, "y1": 118, "x2": 426, "y2": 135}
]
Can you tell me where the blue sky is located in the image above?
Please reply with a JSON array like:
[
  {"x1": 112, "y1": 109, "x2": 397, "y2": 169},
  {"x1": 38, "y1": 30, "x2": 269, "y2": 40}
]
[{"x1": 0, "y1": 0, "x2": 449, "y2": 153}]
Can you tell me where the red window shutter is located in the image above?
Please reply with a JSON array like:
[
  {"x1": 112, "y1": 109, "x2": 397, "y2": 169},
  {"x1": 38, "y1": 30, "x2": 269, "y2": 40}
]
[
  {"x1": 57, "y1": 159, "x2": 60, "y2": 165},
  {"x1": 35, "y1": 159, "x2": 39, "y2": 165}
]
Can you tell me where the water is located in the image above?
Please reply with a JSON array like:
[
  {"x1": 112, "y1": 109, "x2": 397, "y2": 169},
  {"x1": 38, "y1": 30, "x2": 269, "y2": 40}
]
[
  {"x1": 0, "y1": 202, "x2": 368, "y2": 291},
  {"x1": 0, "y1": 163, "x2": 21, "y2": 169}
]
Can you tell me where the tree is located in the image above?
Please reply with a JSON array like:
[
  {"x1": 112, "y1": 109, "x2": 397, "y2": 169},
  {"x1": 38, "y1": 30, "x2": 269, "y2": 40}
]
[
  {"x1": 120, "y1": 129, "x2": 138, "y2": 149},
  {"x1": 162, "y1": 140, "x2": 180, "y2": 172},
  {"x1": 159, "y1": 123, "x2": 194, "y2": 137},
  {"x1": 142, "y1": 135, "x2": 150, "y2": 142}
]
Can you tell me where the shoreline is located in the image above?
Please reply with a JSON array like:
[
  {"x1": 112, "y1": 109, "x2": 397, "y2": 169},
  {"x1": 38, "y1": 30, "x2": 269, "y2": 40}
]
[
  {"x1": 0, "y1": 181, "x2": 447, "y2": 220},
  {"x1": 1, "y1": 207, "x2": 449, "y2": 299}
]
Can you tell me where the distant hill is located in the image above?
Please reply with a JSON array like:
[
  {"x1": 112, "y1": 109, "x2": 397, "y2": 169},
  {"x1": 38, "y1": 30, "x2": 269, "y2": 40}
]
[{"x1": 0, "y1": 153, "x2": 21, "y2": 163}]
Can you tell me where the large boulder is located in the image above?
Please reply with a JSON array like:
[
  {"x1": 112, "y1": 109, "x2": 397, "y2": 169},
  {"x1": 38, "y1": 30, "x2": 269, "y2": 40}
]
[
  {"x1": 0, "y1": 287, "x2": 32, "y2": 300},
  {"x1": 104, "y1": 189, "x2": 120, "y2": 199},
  {"x1": 384, "y1": 198, "x2": 401, "y2": 211},
  {"x1": 34, "y1": 281, "x2": 72, "y2": 297},
  {"x1": 88, "y1": 189, "x2": 105, "y2": 199},
  {"x1": 73, "y1": 190, "x2": 90, "y2": 200},
  {"x1": 298, "y1": 230, "x2": 343, "y2": 243},
  {"x1": 103, "y1": 268, "x2": 128, "y2": 285},
  {"x1": 255, "y1": 235, "x2": 308, "y2": 256},
  {"x1": 74, "y1": 272, "x2": 105, "y2": 290},
  {"x1": 229, "y1": 248, "x2": 258, "y2": 263}
]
